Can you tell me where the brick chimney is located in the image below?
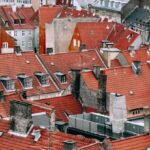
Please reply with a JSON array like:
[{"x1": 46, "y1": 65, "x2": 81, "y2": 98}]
[
  {"x1": 9, "y1": 101, "x2": 33, "y2": 136},
  {"x1": 71, "y1": 68, "x2": 81, "y2": 99}
]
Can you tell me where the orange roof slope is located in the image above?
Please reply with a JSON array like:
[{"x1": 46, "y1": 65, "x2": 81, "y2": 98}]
[
  {"x1": 0, "y1": 52, "x2": 57, "y2": 96},
  {"x1": 40, "y1": 50, "x2": 105, "y2": 90},
  {"x1": 121, "y1": 46, "x2": 150, "y2": 65},
  {"x1": 80, "y1": 64, "x2": 150, "y2": 111},
  {"x1": 81, "y1": 71, "x2": 98, "y2": 91},
  {"x1": 38, "y1": 95, "x2": 82, "y2": 122},
  {"x1": 75, "y1": 21, "x2": 113, "y2": 49},
  {"x1": 105, "y1": 64, "x2": 150, "y2": 110},
  {"x1": 0, "y1": 26, "x2": 16, "y2": 51},
  {"x1": 0, "y1": 120, "x2": 99, "y2": 150},
  {"x1": 109, "y1": 134, "x2": 150, "y2": 150},
  {"x1": 0, "y1": 6, "x2": 35, "y2": 30}
]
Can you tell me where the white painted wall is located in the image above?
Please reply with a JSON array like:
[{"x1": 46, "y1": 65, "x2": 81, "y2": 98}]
[{"x1": 7, "y1": 29, "x2": 34, "y2": 51}]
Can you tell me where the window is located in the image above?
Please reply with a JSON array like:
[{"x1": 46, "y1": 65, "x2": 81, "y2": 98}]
[
  {"x1": 54, "y1": 72, "x2": 67, "y2": 83},
  {"x1": 22, "y1": 41, "x2": 25, "y2": 47},
  {"x1": 14, "y1": 31, "x2": 17, "y2": 36},
  {"x1": 24, "y1": 77, "x2": 32, "y2": 88},
  {"x1": 20, "y1": 19, "x2": 25, "y2": 24},
  {"x1": 73, "y1": 39, "x2": 76, "y2": 47},
  {"x1": 0, "y1": 76, "x2": 15, "y2": 91},
  {"x1": 14, "y1": 19, "x2": 19, "y2": 24},
  {"x1": 18, "y1": 74, "x2": 33, "y2": 89},
  {"x1": 2, "y1": 42, "x2": 8, "y2": 48},
  {"x1": 28, "y1": 41, "x2": 32, "y2": 47},
  {"x1": 34, "y1": 72, "x2": 49, "y2": 86},
  {"x1": 28, "y1": 30, "x2": 32, "y2": 36},
  {"x1": 22, "y1": 30, "x2": 25, "y2": 36}
]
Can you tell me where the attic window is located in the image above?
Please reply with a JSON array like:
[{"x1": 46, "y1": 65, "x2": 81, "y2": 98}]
[
  {"x1": 18, "y1": 74, "x2": 33, "y2": 89},
  {"x1": 20, "y1": 19, "x2": 25, "y2": 24},
  {"x1": 34, "y1": 72, "x2": 49, "y2": 86},
  {"x1": 54, "y1": 72, "x2": 67, "y2": 83},
  {"x1": 0, "y1": 76, "x2": 15, "y2": 91},
  {"x1": 14, "y1": 19, "x2": 19, "y2": 25}
]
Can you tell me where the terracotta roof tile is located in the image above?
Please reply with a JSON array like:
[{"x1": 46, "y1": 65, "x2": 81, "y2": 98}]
[
  {"x1": 40, "y1": 50, "x2": 105, "y2": 90},
  {"x1": 38, "y1": 95, "x2": 82, "y2": 122},
  {"x1": 109, "y1": 134, "x2": 150, "y2": 150},
  {"x1": 80, "y1": 64, "x2": 150, "y2": 113},
  {"x1": 0, "y1": 52, "x2": 57, "y2": 96},
  {"x1": 0, "y1": 120, "x2": 99, "y2": 150}
]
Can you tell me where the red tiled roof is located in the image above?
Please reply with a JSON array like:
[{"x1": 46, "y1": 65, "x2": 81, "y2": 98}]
[
  {"x1": 109, "y1": 134, "x2": 150, "y2": 150},
  {"x1": 81, "y1": 71, "x2": 98, "y2": 91},
  {"x1": 40, "y1": 50, "x2": 105, "y2": 90},
  {"x1": 75, "y1": 21, "x2": 113, "y2": 49},
  {"x1": 38, "y1": 94, "x2": 82, "y2": 122},
  {"x1": 0, "y1": 6, "x2": 35, "y2": 30},
  {"x1": 72, "y1": 21, "x2": 140, "y2": 51},
  {"x1": 0, "y1": 120, "x2": 99, "y2": 150},
  {"x1": 111, "y1": 59, "x2": 121, "y2": 68},
  {"x1": 80, "y1": 64, "x2": 150, "y2": 112},
  {"x1": 0, "y1": 26, "x2": 16, "y2": 51},
  {"x1": 0, "y1": 52, "x2": 57, "y2": 96},
  {"x1": 121, "y1": 45, "x2": 150, "y2": 65}
]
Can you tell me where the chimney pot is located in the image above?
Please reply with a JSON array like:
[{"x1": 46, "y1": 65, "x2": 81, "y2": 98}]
[{"x1": 63, "y1": 140, "x2": 77, "y2": 150}]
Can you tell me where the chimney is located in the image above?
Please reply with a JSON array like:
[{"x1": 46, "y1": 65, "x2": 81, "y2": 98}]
[
  {"x1": 97, "y1": 73, "x2": 107, "y2": 113},
  {"x1": 9, "y1": 101, "x2": 33, "y2": 135},
  {"x1": 93, "y1": 65, "x2": 100, "y2": 79},
  {"x1": 101, "y1": 40, "x2": 109, "y2": 48},
  {"x1": 109, "y1": 93, "x2": 127, "y2": 136},
  {"x1": 63, "y1": 141, "x2": 77, "y2": 150},
  {"x1": 14, "y1": 46, "x2": 21, "y2": 55},
  {"x1": 71, "y1": 68, "x2": 80, "y2": 99},
  {"x1": 132, "y1": 61, "x2": 141, "y2": 75},
  {"x1": 79, "y1": 44, "x2": 86, "y2": 51},
  {"x1": 143, "y1": 106, "x2": 150, "y2": 134},
  {"x1": 0, "y1": 90, "x2": 4, "y2": 102}
]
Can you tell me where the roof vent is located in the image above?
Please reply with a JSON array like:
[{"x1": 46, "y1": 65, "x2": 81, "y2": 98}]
[
  {"x1": 132, "y1": 61, "x2": 141, "y2": 75},
  {"x1": 63, "y1": 140, "x2": 77, "y2": 150},
  {"x1": 31, "y1": 130, "x2": 41, "y2": 142}
]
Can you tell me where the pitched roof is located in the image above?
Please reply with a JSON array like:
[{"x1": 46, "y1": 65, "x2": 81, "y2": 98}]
[
  {"x1": 0, "y1": 6, "x2": 35, "y2": 30},
  {"x1": 107, "y1": 23, "x2": 139, "y2": 50},
  {"x1": 108, "y1": 134, "x2": 150, "y2": 150},
  {"x1": 80, "y1": 63, "x2": 150, "y2": 112},
  {"x1": 38, "y1": 94, "x2": 82, "y2": 122},
  {"x1": 72, "y1": 21, "x2": 140, "y2": 51},
  {"x1": 75, "y1": 21, "x2": 113, "y2": 49},
  {"x1": 121, "y1": 45, "x2": 150, "y2": 64},
  {"x1": 0, "y1": 26, "x2": 16, "y2": 51},
  {"x1": 40, "y1": 50, "x2": 105, "y2": 90},
  {"x1": 0, "y1": 120, "x2": 99, "y2": 150},
  {"x1": 0, "y1": 52, "x2": 57, "y2": 96}
]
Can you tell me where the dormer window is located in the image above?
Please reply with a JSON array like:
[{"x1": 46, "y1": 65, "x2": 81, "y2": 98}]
[
  {"x1": 54, "y1": 72, "x2": 67, "y2": 83},
  {"x1": 18, "y1": 74, "x2": 33, "y2": 89},
  {"x1": 0, "y1": 76, "x2": 15, "y2": 91},
  {"x1": 20, "y1": 19, "x2": 25, "y2": 24},
  {"x1": 14, "y1": 19, "x2": 19, "y2": 25},
  {"x1": 34, "y1": 72, "x2": 49, "y2": 86}
]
